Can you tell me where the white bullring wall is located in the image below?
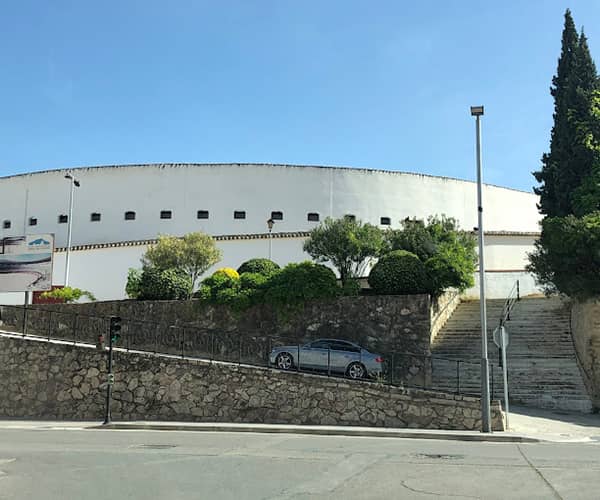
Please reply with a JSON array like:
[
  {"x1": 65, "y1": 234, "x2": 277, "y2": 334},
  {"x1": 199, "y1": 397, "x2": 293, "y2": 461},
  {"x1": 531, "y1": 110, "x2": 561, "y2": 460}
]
[{"x1": 0, "y1": 163, "x2": 542, "y2": 303}]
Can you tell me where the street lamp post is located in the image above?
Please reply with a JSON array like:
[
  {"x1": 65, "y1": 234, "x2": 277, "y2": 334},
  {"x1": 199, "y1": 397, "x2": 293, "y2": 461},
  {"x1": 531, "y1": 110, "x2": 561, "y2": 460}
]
[
  {"x1": 470, "y1": 105, "x2": 491, "y2": 433},
  {"x1": 64, "y1": 173, "x2": 80, "y2": 287},
  {"x1": 267, "y1": 218, "x2": 274, "y2": 260}
]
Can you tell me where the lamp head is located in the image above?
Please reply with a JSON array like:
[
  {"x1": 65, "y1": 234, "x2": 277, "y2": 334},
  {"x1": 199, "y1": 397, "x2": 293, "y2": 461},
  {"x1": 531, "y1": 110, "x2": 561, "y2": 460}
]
[
  {"x1": 470, "y1": 106, "x2": 484, "y2": 116},
  {"x1": 267, "y1": 218, "x2": 275, "y2": 230},
  {"x1": 65, "y1": 173, "x2": 80, "y2": 187}
]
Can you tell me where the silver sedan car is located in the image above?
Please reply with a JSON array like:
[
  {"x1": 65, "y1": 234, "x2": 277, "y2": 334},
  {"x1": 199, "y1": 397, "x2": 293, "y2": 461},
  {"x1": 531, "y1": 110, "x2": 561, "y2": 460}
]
[{"x1": 269, "y1": 339, "x2": 384, "y2": 379}]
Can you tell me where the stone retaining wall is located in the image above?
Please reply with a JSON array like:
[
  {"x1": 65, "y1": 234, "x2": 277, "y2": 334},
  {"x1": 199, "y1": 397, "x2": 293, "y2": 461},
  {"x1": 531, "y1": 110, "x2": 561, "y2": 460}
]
[
  {"x1": 0, "y1": 335, "x2": 504, "y2": 431},
  {"x1": 2, "y1": 294, "x2": 435, "y2": 387},
  {"x1": 571, "y1": 299, "x2": 600, "y2": 409},
  {"x1": 430, "y1": 290, "x2": 461, "y2": 344},
  {"x1": 23, "y1": 295, "x2": 431, "y2": 353}
]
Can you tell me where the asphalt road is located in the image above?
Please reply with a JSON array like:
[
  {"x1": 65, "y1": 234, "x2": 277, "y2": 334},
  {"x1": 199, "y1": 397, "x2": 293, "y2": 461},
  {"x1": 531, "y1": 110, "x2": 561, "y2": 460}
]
[{"x1": 1, "y1": 427, "x2": 600, "y2": 500}]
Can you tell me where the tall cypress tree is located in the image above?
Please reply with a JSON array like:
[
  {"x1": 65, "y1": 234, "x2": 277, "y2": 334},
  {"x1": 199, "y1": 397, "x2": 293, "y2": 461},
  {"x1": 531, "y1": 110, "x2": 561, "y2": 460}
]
[
  {"x1": 533, "y1": 9, "x2": 580, "y2": 217},
  {"x1": 569, "y1": 31, "x2": 600, "y2": 215},
  {"x1": 533, "y1": 10, "x2": 600, "y2": 216},
  {"x1": 529, "y1": 10, "x2": 600, "y2": 298}
]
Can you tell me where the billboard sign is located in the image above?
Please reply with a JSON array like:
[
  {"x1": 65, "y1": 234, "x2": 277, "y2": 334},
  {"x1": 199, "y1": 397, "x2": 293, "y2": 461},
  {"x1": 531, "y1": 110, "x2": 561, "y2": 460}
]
[{"x1": 0, "y1": 234, "x2": 54, "y2": 292}]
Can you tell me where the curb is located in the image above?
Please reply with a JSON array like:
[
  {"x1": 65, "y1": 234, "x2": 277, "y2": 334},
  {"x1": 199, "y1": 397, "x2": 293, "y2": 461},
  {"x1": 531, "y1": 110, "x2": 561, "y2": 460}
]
[{"x1": 90, "y1": 422, "x2": 542, "y2": 443}]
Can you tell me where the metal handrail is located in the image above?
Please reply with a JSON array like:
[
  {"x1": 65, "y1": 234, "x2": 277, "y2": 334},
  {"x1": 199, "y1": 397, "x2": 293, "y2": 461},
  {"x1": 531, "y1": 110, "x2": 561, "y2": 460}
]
[{"x1": 498, "y1": 280, "x2": 520, "y2": 328}]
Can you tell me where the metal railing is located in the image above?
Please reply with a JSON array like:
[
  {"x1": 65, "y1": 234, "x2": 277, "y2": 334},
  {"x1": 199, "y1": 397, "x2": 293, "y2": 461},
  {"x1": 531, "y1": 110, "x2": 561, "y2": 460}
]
[
  {"x1": 0, "y1": 303, "x2": 486, "y2": 397},
  {"x1": 498, "y1": 279, "x2": 520, "y2": 328}
]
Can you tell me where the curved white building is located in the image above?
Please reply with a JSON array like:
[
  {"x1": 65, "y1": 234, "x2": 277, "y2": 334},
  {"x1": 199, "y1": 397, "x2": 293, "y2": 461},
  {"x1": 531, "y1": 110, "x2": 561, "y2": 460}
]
[{"x1": 0, "y1": 163, "x2": 541, "y2": 302}]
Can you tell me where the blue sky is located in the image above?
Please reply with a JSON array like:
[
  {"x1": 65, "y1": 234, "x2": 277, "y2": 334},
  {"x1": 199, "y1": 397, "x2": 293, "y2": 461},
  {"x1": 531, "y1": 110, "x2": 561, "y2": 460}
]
[{"x1": 1, "y1": 1, "x2": 598, "y2": 192}]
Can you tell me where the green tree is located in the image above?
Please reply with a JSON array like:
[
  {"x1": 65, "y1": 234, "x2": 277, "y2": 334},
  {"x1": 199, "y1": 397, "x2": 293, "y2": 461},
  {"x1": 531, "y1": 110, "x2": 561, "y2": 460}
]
[
  {"x1": 571, "y1": 88, "x2": 600, "y2": 215},
  {"x1": 125, "y1": 268, "x2": 142, "y2": 299},
  {"x1": 263, "y1": 261, "x2": 340, "y2": 307},
  {"x1": 136, "y1": 267, "x2": 192, "y2": 301},
  {"x1": 142, "y1": 232, "x2": 222, "y2": 294},
  {"x1": 533, "y1": 9, "x2": 579, "y2": 217},
  {"x1": 303, "y1": 217, "x2": 384, "y2": 285},
  {"x1": 527, "y1": 212, "x2": 600, "y2": 299},
  {"x1": 385, "y1": 216, "x2": 477, "y2": 293},
  {"x1": 529, "y1": 11, "x2": 600, "y2": 297},
  {"x1": 368, "y1": 250, "x2": 430, "y2": 295},
  {"x1": 237, "y1": 258, "x2": 280, "y2": 276},
  {"x1": 533, "y1": 10, "x2": 599, "y2": 217}
]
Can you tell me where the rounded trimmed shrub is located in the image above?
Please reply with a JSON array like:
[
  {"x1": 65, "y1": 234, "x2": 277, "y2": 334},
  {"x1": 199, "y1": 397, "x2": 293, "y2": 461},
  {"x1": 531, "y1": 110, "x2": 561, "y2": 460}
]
[
  {"x1": 263, "y1": 261, "x2": 339, "y2": 307},
  {"x1": 237, "y1": 258, "x2": 280, "y2": 276},
  {"x1": 239, "y1": 272, "x2": 270, "y2": 290},
  {"x1": 213, "y1": 267, "x2": 240, "y2": 279},
  {"x1": 368, "y1": 250, "x2": 430, "y2": 295},
  {"x1": 199, "y1": 271, "x2": 239, "y2": 296},
  {"x1": 137, "y1": 267, "x2": 192, "y2": 300}
]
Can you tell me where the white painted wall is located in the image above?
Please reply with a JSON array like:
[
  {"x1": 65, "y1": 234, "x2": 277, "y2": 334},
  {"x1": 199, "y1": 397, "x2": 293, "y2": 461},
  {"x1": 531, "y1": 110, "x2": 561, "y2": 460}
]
[
  {"x1": 482, "y1": 235, "x2": 538, "y2": 270},
  {"x1": 0, "y1": 164, "x2": 541, "y2": 248},
  {"x1": 0, "y1": 163, "x2": 543, "y2": 304},
  {"x1": 0, "y1": 233, "x2": 543, "y2": 304},
  {"x1": 464, "y1": 271, "x2": 540, "y2": 300}
]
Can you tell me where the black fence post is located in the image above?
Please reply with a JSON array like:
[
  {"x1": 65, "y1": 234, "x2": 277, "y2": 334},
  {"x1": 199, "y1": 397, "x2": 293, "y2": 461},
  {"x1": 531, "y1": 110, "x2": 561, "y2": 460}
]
[
  {"x1": 491, "y1": 363, "x2": 495, "y2": 400},
  {"x1": 154, "y1": 323, "x2": 159, "y2": 354},
  {"x1": 22, "y1": 303, "x2": 28, "y2": 337},
  {"x1": 297, "y1": 345, "x2": 300, "y2": 372},
  {"x1": 72, "y1": 314, "x2": 78, "y2": 345},
  {"x1": 47, "y1": 311, "x2": 52, "y2": 341},
  {"x1": 181, "y1": 327, "x2": 185, "y2": 359},
  {"x1": 327, "y1": 346, "x2": 331, "y2": 377},
  {"x1": 238, "y1": 336, "x2": 242, "y2": 366},
  {"x1": 390, "y1": 353, "x2": 394, "y2": 386},
  {"x1": 103, "y1": 325, "x2": 114, "y2": 425},
  {"x1": 456, "y1": 360, "x2": 461, "y2": 395}
]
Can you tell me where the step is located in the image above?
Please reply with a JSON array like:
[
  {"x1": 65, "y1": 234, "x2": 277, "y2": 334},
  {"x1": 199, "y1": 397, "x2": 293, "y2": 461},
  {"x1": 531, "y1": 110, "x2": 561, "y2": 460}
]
[{"x1": 431, "y1": 297, "x2": 593, "y2": 413}]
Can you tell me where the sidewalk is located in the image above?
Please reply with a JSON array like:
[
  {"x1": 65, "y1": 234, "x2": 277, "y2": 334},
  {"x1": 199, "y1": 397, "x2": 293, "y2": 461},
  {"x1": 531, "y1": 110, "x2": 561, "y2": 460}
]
[
  {"x1": 508, "y1": 405, "x2": 600, "y2": 442},
  {"x1": 0, "y1": 419, "x2": 537, "y2": 443},
  {"x1": 1, "y1": 406, "x2": 598, "y2": 443}
]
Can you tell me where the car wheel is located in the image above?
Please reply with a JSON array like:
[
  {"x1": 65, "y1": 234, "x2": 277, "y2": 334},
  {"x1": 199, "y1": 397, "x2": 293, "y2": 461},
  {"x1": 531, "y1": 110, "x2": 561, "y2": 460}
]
[
  {"x1": 275, "y1": 352, "x2": 294, "y2": 371},
  {"x1": 346, "y1": 362, "x2": 366, "y2": 379}
]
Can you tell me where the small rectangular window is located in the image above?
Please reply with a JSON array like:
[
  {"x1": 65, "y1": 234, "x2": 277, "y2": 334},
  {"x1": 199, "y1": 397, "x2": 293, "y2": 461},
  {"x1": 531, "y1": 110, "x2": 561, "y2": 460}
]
[
  {"x1": 345, "y1": 214, "x2": 356, "y2": 221},
  {"x1": 160, "y1": 210, "x2": 172, "y2": 220},
  {"x1": 58, "y1": 215, "x2": 68, "y2": 224},
  {"x1": 271, "y1": 211, "x2": 283, "y2": 221},
  {"x1": 380, "y1": 217, "x2": 391, "y2": 225},
  {"x1": 234, "y1": 211, "x2": 246, "y2": 220},
  {"x1": 124, "y1": 211, "x2": 136, "y2": 221},
  {"x1": 307, "y1": 212, "x2": 319, "y2": 222},
  {"x1": 2, "y1": 220, "x2": 10, "y2": 229},
  {"x1": 197, "y1": 210, "x2": 209, "y2": 219},
  {"x1": 90, "y1": 213, "x2": 101, "y2": 222},
  {"x1": 29, "y1": 217, "x2": 37, "y2": 226}
]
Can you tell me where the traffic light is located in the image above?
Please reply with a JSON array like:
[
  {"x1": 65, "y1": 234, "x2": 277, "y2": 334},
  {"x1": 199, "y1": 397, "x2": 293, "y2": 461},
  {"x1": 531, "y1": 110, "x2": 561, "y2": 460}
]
[{"x1": 109, "y1": 316, "x2": 122, "y2": 343}]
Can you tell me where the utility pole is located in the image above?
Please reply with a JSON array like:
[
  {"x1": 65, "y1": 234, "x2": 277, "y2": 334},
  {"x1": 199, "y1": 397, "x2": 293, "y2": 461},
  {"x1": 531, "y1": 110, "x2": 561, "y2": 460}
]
[
  {"x1": 471, "y1": 105, "x2": 491, "y2": 433},
  {"x1": 64, "y1": 173, "x2": 80, "y2": 287}
]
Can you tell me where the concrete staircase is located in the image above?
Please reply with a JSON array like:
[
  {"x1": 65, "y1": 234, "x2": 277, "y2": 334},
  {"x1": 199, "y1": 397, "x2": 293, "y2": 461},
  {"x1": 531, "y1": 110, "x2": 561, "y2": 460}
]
[{"x1": 431, "y1": 297, "x2": 593, "y2": 412}]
